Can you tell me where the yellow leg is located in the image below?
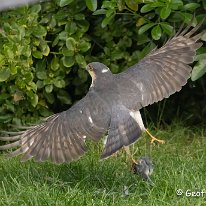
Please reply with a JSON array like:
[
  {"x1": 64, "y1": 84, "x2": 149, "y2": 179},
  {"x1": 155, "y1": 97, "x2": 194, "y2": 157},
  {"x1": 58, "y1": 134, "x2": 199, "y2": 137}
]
[
  {"x1": 145, "y1": 129, "x2": 165, "y2": 144},
  {"x1": 124, "y1": 146, "x2": 138, "y2": 164}
]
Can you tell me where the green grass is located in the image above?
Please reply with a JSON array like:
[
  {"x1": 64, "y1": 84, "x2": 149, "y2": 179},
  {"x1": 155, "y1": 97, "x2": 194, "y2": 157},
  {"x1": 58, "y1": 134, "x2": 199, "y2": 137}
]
[{"x1": 0, "y1": 122, "x2": 206, "y2": 206}]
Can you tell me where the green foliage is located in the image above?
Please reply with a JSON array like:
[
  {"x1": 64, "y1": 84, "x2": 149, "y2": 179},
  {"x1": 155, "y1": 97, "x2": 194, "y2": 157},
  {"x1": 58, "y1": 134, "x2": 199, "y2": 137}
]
[
  {"x1": 85, "y1": 0, "x2": 97, "y2": 12},
  {"x1": 0, "y1": 0, "x2": 205, "y2": 125},
  {"x1": 0, "y1": 1, "x2": 91, "y2": 124},
  {"x1": 191, "y1": 47, "x2": 206, "y2": 81}
]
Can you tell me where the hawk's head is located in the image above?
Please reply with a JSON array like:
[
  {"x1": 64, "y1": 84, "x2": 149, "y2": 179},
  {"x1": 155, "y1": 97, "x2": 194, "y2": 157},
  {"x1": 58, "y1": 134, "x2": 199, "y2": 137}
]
[{"x1": 86, "y1": 62, "x2": 112, "y2": 87}]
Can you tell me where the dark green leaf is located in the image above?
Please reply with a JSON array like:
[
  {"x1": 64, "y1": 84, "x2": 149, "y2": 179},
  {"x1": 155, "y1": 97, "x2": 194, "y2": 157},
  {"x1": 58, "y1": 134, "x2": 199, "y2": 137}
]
[
  {"x1": 111, "y1": 50, "x2": 123, "y2": 60},
  {"x1": 201, "y1": 32, "x2": 206, "y2": 41},
  {"x1": 195, "y1": 54, "x2": 206, "y2": 61},
  {"x1": 137, "y1": 34, "x2": 150, "y2": 45},
  {"x1": 170, "y1": 0, "x2": 183, "y2": 8},
  {"x1": 74, "y1": 14, "x2": 85, "y2": 20},
  {"x1": 101, "y1": 14, "x2": 115, "y2": 28},
  {"x1": 32, "y1": 25, "x2": 47, "y2": 38},
  {"x1": 139, "y1": 42, "x2": 156, "y2": 60},
  {"x1": 59, "y1": 31, "x2": 67, "y2": 40},
  {"x1": 102, "y1": 1, "x2": 116, "y2": 9},
  {"x1": 75, "y1": 54, "x2": 86, "y2": 68},
  {"x1": 29, "y1": 82, "x2": 37, "y2": 92},
  {"x1": 4, "y1": 47, "x2": 14, "y2": 59},
  {"x1": 30, "y1": 92, "x2": 38, "y2": 107},
  {"x1": 65, "y1": 22, "x2": 77, "y2": 35},
  {"x1": 22, "y1": 45, "x2": 31, "y2": 57},
  {"x1": 59, "y1": 0, "x2": 74, "y2": 7},
  {"x1": 125, "y1": 0, "x2": 138, "y2": 11},
  {"x1": 5, "y1": 100, "x2": 15, "y2": 112},
  {"x1": 0, "y1": 93, "x2": 10, "y2": 101},
  {"x1": 0, "y1": 54, "x2": 5, "y2": 66},
  {"x1": 53, "y1": 78, "x2": 65, "y2": 88},
  {"x1": 138, "y1": 23, "x2": 155, "y2": 35},
  {"x1": 180, "y1": 12, "x2": 193, "y2": 24},
  {"x1": 62, "y1": 56, "x2": 75, "y2": 67},
  {"x1": 191, "y1": 60, "x2": 206, "y2": 81},
  {"x1": 30, "y1": 4, "x2": 41, "y2": 13},
  {"x1": 78, "y1": 40, "x2": 91, "y2": 52},
  {"x1": 36, "y1": 80, "x2": 44, "y2": 89},
  {"x1": 45, "y1": 84, "x2": 53, "y2": 93},
  {"x1": 32, "y1": 50, "x2": 43, "y2": 59},
  {"x1": 183, "y1": 3, "x2": 200, "y2": 11},
  {"x1": 55, "y1": 9, "x2": 68, "y2": 20},
  {"x1": 52, "y1": 36, "x2": 59, "y2": 47},
  {"x1": 117, "y1": 0, "x2": 125, "y2": 11},
  {"x1": 93, "y1": 9, "x2": 106, "y2": 15},
  {"x1": 36, "y1": 60, "x2": 46, "y2": 71},
  {"x1": 204, "y1": 1, "x2": 206, "y2": 10},
  {"x1": 49, "y1": 16, "x2": 57, "y2": 28},
  {"x1": 36, "y1": 71, "x2": 47, "y2": 80},
  {"x1": 151, "y1": 25, "x2": 162, "y2": 40},
  {"x1": 0, "y1": 68, "x2": 10, "y2": 82},
  {"x1": 10, "y1": 65, "x2": 17, "y2": 75},
  {"x1": 51, "y1": 56, "x2": 60, "y2": 71},
  {"x1": 136, "y1": 17, "x2": 145, "y2": 27},
  {"x1": 171, "y1": 0, "x2": 183, "y2": 5},
  {"x1": 85, "y1": 0, "x2": 97, "y2": 11},
  {"x1": 160, "y1": 23, "x2": 173, "y2": 35},
  {"x1": 78, "y1": 69, "x2": 88, "y2": 82},
  {"x1": 18, "y1": 27, "x2": 25, "y2": 39},
  {"x1": 110, "y1": 63, "x2": 119, "y2": 73},
  {"x1": 41, "y1": 44, "x2": 50, "y2": 56},
  {"x1": 0, "y1": 114, "x2": 12, "y2": 123},
  {"x1": 151, "y1": 2, "x2": 165, "y2": 7},
  {"x1": 77, "y1": 20, "x2": 89, "y2": 33},
  {"x1": 57, "y1": 90, "x2": 71, "y2": 104},
  {"x1": 140, "y1": 4, "x2": 154, "y2": 13},
  {"x1": 66, "y1": 37, "x2": 76, "y2": 51},
  {"x1": 44, "y1": 91, "x2": 55, "y2": 104},
  {"x1": 62, "y1": 47, "x2": 74, "y2": 56},
  {"x1": 160, "y1": 7, "x2": 171, "y2": 19}
]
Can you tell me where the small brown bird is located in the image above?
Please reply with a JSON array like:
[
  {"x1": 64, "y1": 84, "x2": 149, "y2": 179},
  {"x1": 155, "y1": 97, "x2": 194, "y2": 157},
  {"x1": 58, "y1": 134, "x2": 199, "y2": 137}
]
[{"x1": 0, "y1": 20, "x2": 205, "y2": 165}]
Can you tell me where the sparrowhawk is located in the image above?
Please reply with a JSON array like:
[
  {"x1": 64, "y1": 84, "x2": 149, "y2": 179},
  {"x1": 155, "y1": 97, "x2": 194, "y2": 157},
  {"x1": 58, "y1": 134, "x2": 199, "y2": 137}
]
[{"x1": 0, "y1": 21, "x2": 205, "y2": 164}]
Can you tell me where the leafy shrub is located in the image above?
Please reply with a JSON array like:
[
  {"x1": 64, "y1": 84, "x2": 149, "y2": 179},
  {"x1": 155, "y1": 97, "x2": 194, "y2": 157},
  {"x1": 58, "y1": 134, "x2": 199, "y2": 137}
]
[{"x1": 0, "y1": 0, "x2": 205, "y2": 126}]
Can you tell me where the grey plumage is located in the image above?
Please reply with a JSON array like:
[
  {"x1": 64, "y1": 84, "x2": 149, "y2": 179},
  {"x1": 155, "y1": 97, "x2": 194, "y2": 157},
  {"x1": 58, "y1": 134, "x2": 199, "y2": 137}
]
[
  {"x1": 132, "y1": 156, "x2": 154, "y2": 183},
  {"x1": 0, "y1": 0, "x2": 44, "y2": 11},
  {"x1": 101, "y1": 105, "x2": 142, "y2": 158},
  {"x1": 0, "y1": 21, "x2": 205, "y2": 164}
]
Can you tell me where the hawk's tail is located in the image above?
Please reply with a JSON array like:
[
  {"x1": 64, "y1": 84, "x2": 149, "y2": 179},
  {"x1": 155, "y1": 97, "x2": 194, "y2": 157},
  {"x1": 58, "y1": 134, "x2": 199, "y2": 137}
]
[{"x1": 101, "y1": 106, "x2": 142, "y2": 159}]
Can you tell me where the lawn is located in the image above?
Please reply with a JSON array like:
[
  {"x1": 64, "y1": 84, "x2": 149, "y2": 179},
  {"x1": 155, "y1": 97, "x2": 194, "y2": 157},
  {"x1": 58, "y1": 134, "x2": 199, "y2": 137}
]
[{"x1": 0, "y1": 122, "x2": 206, "y2": 206}]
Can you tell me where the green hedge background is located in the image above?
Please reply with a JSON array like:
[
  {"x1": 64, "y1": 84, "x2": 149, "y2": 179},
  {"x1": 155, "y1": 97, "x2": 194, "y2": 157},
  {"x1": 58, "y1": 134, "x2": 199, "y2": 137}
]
[{"x1": 0, "y1": 0, "x2": 205, "y2": 127}]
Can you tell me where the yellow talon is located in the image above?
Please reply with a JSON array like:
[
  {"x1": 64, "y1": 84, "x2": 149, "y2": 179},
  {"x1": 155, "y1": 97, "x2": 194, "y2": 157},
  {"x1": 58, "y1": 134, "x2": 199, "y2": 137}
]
[
  {"x1": 145, "y1": 129, "x2": 165, "y2": 144},
  {"x1": 124, "y1": 146, "x2": 138, "y2": 164}
]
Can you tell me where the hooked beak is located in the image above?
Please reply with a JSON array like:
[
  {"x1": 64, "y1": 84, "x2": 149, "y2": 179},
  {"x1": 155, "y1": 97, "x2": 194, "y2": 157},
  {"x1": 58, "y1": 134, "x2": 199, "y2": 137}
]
[{"x1": 86, "y1": 64, "x2": 96, "y2": 81}]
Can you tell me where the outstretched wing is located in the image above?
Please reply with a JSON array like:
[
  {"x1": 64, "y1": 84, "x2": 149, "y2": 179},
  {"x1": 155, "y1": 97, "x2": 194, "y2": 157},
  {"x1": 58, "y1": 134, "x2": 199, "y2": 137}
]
[
  {"x1": 0, "y1": 90, "x2": 111, "y2": 164},
  {"x1": 115, "y1": 21, "x2": 205, "y2": 110}
]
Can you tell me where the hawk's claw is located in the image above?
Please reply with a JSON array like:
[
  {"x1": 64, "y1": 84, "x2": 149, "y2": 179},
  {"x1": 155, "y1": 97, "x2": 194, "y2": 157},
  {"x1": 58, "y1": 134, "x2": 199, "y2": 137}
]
[
  {"x1": 150, "y1": 137, "x2": 165, "y2": 144},
  {"x1": 145, "y1": 129, "x2": 165, "y2": 145}
]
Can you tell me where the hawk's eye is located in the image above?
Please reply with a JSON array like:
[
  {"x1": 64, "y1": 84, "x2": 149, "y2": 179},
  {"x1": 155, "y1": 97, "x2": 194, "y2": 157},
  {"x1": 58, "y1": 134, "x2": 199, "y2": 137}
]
[{"x1": 88, "y1": 65, "x2": 94, "y2": 71}]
